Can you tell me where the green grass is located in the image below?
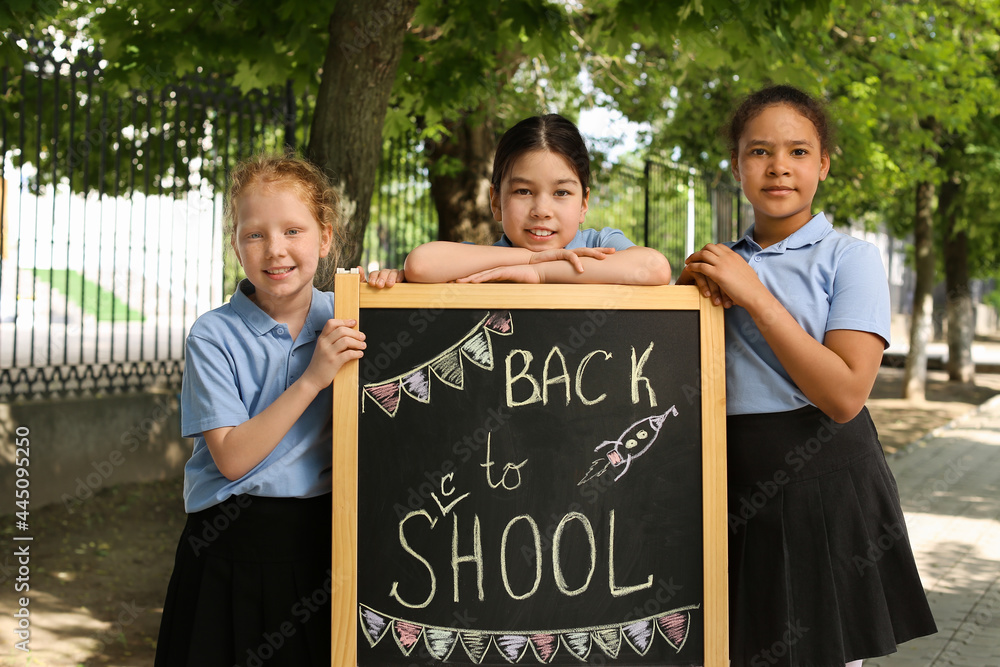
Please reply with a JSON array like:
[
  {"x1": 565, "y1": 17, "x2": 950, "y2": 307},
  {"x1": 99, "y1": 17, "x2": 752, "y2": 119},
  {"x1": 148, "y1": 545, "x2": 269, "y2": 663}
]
[{"x1": 35, "y1": 268, "x2": 146, "y2": 322}]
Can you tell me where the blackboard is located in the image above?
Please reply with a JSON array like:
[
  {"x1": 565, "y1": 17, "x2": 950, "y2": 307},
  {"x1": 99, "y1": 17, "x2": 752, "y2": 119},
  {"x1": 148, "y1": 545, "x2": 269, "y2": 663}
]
[{"x1": 331, "y1": 277, "x2": 727, "y2": 667}]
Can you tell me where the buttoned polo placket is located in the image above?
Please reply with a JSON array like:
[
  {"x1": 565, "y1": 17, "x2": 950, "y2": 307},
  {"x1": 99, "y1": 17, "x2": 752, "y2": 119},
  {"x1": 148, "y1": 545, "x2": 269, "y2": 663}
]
[
  {"x1": 735, "y1": 214, "x2": 831, "y2": 266},
  {"x1": 236, "y1": 308, "x2": 295, "y2": 388},
  {"x1": 251, "y1": 322, "x2": 295, "y2": 387},
  {"x1": 743, "y1": 238, "x2": 791, "y2": 274},
  {"x1": 267, "y1": 325, "x2": 297, "y2": 386},
  {"x1": 287, "y1": 320, "x2": 322, "y2": 386},
  {"x1": 232, "y1": 280, "x2": 330, "y2": 388}
]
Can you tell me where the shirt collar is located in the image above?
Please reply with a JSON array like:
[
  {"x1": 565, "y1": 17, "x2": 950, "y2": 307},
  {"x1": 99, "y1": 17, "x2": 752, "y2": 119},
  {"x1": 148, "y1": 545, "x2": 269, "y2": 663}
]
[
  {"x1": 230, "y1": 279, "x2": 332, "y2": 342},
  {"x1": 735, "y1": 212, "x2": 833, "y2": 253},
  {"x1": 298, "y1": 288, "x2": 334, "y2": 345},
  {"x1": 231, "y1": 280, "x2": 281, "y2": 337}
]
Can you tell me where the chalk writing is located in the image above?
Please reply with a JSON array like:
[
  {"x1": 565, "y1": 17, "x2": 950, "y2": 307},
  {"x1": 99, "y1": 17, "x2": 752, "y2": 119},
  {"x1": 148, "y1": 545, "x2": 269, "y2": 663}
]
[
  {"x1": 505, "y1": 341, "x2": 658, "y2": 408},
  {"x1": 355, "y1": 306, "x2": 711, "y2": 665},
  {"x1": 481, "y1": 434, "x2": 527, "y2": 491},
  {"x1": 389, "y1": 508, "x2": 652, "y2": 607}
]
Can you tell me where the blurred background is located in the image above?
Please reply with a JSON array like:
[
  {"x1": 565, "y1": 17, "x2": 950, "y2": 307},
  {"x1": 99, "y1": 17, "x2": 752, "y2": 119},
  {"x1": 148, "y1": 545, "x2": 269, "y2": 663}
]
[{"x1": 2, "y1": 0, "x2": 998, "y2": 407}]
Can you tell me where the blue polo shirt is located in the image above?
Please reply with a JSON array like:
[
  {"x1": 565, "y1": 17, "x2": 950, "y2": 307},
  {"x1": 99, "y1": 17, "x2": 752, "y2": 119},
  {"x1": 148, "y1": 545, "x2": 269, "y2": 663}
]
[
  {"x1": 494, "y1": 226, "x2": 635, "y2": 250},
  {"x1": 180, "y1": 279, "x2": 334, "y2": 513},
  {"x1": 725, "y1": 213, "x2": 891, "y2": 416}
]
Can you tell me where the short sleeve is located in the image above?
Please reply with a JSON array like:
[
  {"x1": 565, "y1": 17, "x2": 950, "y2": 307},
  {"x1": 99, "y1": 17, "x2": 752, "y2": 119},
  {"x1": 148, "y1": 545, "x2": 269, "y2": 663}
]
[
  {"x1": 827, "y1": 242, "x2": 891, "y2": 348},
  {"x1": 593, "y1": 227, "x2": 635, "y2": 251},
  {"x1": 180, "y1": 334, "x2": 251, "y2": 437}
]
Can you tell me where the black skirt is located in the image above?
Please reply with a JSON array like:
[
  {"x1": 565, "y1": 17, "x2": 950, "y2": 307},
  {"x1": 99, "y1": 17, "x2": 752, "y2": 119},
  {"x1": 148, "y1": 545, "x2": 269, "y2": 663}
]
[
  {"x1": 727, "y1": 406, "x2": 936, "y2": 666},
  {"x1": 155, "y1": 494, "x2": 332, "y2": 667}
]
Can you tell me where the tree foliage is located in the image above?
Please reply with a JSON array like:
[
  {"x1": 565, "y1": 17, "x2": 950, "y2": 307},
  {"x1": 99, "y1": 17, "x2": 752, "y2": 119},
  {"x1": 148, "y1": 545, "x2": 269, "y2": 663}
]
[
  {"x1": 586, "y1": 0, "x2": 1000, "y2": 393},
  {"x1": 10, "y1": 2, "x2": 999, "y2": 301},
  {"x1": 396, "y1": 0, "x2": 840, "y2": 241},
  {"x1": 590, "y1": 1, "x2": 999, "y2": 243},
  {"x1": 0, "y1": 0, "x2": 66, "y2": 64},
  {"x1": 391, "y1": 1, "x2": 585, "y2": 244}
]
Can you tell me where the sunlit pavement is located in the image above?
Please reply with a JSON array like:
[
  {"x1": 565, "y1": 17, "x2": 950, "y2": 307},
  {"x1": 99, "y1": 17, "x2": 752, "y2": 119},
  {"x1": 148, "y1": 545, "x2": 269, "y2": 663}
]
[{"x1": 869, "y1": 394, "x2": 1000, "y2": 667}]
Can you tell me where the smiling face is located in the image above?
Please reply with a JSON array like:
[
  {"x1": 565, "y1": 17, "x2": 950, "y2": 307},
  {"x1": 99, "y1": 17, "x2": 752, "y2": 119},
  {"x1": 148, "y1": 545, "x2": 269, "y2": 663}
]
[
  {"x1": 490, "y1": 149, "x2": 589, "y2": 251},
  {"x1": 230, "y1": 183, "x2": 332, "y2": 318},
  {"x1": 732, "y1": 103, "x2": 830, "y2": 242}
]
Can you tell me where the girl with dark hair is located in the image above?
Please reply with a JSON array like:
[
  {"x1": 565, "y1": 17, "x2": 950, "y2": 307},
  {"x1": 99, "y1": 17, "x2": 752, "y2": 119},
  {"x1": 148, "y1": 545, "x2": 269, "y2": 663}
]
[
  {"x1": 679, "y1": 85, "x2": 936, "y2": 666},
  {"x1": 401, "y1": 114, "x2": 671, "y2": 285}
]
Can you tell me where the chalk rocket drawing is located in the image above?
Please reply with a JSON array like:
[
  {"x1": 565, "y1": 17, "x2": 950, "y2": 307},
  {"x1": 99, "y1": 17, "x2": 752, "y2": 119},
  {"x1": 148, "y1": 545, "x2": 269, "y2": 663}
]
[
  {"x1": 359, "y1": 603, "x2": 698, "y2": 663},
  {"x1": 578, "y1": 406, "x2": 679, "y2": 486},
  {"x1": 363, "y1": 311, "x2": 513, "y2": 417}
]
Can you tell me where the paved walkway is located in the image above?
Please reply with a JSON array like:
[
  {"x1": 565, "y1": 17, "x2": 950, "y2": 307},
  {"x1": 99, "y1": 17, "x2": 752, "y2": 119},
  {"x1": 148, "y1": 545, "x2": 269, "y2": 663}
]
[{"x1": 868, "y1": 393, "x2": 1000, "y2": 667}]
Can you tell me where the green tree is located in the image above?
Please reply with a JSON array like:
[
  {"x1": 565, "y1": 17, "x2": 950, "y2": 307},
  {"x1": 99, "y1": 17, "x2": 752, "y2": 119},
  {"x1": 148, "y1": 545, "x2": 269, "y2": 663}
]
[
  {"x1": 394, "y1": 1, "x2": 582, "y2": 245},
  {"x1": 9, "y1": 0, "x2": 845, "y2": 269},
  {"x1": 402, "y1": 0, "x2": 841, "y2": 244},
  {"x1": 0, "y1": 0, "x2": 65, "y2": 64},
  {"x1": 33, "y1": 0, "x2": 582, "y2": 260},
  {"x1": 596, "y1": 1, "x2": 1000, "y2": 399},
  {"x1": 821, "y1": 2, "x2": 1000, "y2": 396},
  {"x1": 12, "y1": 0, "x2": 420, "y2": 268},
  {"x1": 938, "y1": 133, "x2": 1000, "y2": 381}
]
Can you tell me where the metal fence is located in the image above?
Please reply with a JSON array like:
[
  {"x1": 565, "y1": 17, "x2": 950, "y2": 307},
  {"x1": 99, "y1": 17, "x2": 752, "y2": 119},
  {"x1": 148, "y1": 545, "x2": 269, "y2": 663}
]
[
  {"x1": 587, "y1": 159, "x2": 751, "y2": 272},
  {"x1": 359, "y1": 137, "x2": 438, "y2": 279},
  {"x1": 1, "y1": 41, "x2": 749, "y2": 401},
  {"x1": 1, "y1": 40, "x2": 298, "y2": 399},
  {"x1": 359, "y1": 153, "x2": 752, "y2": 284}
]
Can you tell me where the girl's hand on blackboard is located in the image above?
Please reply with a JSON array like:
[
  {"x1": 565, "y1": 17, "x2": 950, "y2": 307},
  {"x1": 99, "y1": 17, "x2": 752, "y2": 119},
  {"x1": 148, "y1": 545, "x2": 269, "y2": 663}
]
[
  {"x1": 527, "y1": 247, "x2": 614, "y2": 273},
  {"x1": 685, "y1": 270, "x2": 733, "y2": 309},
  {"x1": 683, "y1": 244, "x2": 747, "y2": 308},
  {"x1": 300, "y1": 319, "x2": 367, "y2": 392},
  {"x1": 364, "y1": 267, "x2": 405, "y2": 288}
]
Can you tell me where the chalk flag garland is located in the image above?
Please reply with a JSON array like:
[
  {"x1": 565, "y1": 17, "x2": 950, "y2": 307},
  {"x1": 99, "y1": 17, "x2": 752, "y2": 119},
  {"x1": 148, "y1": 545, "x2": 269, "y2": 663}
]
[
  {"x1": 358, "y1": 603, "x2": 698, "y2": 664},
  {"x1": 363, "y1": 310, "x2": 515, "y2": 417}
]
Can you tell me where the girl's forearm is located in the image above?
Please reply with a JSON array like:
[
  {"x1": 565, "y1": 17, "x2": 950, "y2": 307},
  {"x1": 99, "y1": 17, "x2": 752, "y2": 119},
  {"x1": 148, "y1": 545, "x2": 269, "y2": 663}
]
[
  {"x1": 206, "y1": 377, "x2": 324, "y2": 480},
  {"x1": 404, "y1": 242, "x2": 531, "y2": 282},
  {"x1": 741, "y1": 290, "x2": 883, "y2": 423},
  {"x1": 536, "y1": 247, "x2": 671, "y2": 285}
]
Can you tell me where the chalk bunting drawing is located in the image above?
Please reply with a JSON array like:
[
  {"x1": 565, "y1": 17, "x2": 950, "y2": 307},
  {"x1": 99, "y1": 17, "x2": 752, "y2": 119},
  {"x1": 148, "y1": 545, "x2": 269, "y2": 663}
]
[
  {"x1": 363, "y1": 311, "x2": 514, "y2": 417},
  {"x1": 359, "y1": 603, "x2": 698, "y2": 663},
  {"x1": 578, "y1": 406, "x2": 679, "y2": 486}
]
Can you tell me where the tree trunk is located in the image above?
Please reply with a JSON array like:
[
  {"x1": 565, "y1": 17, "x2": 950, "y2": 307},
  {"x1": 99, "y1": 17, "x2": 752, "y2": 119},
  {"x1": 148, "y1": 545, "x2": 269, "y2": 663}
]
[
  {"x1": 902, "y1": 180, "x2": 936, "y2": 400},
  {"x1": 425, "y1": 117, "x2": 499, "y2": 244},
  {"x1": 941, "y1": 178, "x2": 975, "y2": 382},
  {"x1": 308, "y1": 0, "x2": 420, "y2": 269}
]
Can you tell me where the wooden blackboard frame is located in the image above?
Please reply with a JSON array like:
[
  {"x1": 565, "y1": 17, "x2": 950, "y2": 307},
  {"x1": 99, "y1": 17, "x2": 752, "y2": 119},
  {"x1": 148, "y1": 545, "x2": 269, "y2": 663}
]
[{"x1": 330, "y1": 273, "x2": 728, "y2": 666}]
